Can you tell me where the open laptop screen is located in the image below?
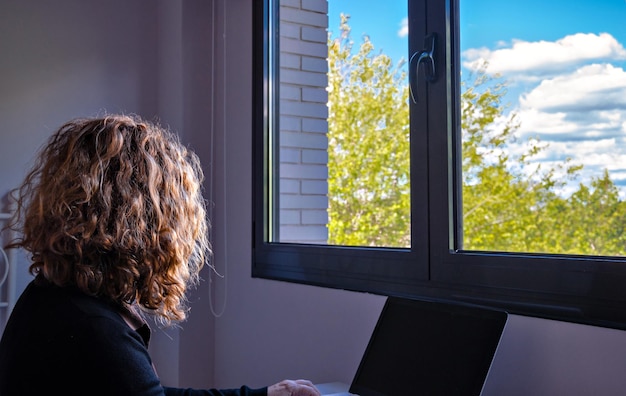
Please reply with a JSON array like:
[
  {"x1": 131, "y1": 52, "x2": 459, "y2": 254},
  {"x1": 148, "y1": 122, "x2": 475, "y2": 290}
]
[{"x1": 349, "y1": 297, "x2": 507, "y2": 396}]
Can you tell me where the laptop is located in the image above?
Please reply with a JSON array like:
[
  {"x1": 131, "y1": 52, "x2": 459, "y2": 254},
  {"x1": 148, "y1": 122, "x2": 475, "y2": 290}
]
[{"x1": 320, "y1": 296, "x2": 508, "y2": 396}]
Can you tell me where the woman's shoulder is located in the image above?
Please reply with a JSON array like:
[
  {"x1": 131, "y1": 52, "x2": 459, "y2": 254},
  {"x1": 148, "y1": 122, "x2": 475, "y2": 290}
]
[
  {"x1": 1, "y1": 280, "x2": 160, "y2": 395},
  {"x1": 12, "y1": 277, "x2": 149, "y2": 356},
  {"x1": 16, "y1": 277, "x2": 128, "y2": 333}
]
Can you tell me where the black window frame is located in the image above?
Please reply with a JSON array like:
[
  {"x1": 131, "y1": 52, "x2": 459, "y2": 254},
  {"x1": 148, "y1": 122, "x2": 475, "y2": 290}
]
[{"x1": 252, "y1": 0, "x2": 626, "y2": 330}]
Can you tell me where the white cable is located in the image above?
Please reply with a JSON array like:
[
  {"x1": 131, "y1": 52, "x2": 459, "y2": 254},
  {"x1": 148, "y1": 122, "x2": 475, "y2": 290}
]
[
  {"x1": 208, "y1": 0, "x2": 227, "y2": 318},
  {"x1": 0, "y1": 222, "x2": 10, "y2": 319},
  {"x1": 0, "y1": 247, "x2": 9, "y2": 289},
  {"x1": 0, "y1": 215, "x2": 10, "y2": 291}
]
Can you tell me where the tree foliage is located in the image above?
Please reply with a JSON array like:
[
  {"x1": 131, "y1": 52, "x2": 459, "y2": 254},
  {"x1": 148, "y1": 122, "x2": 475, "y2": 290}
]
[
  {"x1": 327, "y1": 15, "x2": 410, "y2": 247},
  {"x1": 327, "y1": 19, "x2": 626, "y2": 256}
]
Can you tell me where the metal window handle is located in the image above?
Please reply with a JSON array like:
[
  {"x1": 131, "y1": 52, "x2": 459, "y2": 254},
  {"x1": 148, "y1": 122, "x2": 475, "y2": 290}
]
[{"x1": 409, "y1": 33, "x2": 437, "y2": 103}]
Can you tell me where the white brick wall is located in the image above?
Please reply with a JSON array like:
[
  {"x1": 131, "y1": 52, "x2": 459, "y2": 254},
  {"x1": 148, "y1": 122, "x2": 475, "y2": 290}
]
[{"x1": 279, "y1": 0, "x2": 329, "y2": 244}]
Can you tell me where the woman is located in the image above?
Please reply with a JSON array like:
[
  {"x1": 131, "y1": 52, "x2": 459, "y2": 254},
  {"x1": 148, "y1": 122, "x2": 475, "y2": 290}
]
[{"x1": 0, "y1": 114, "x2": 320, "y2": 396}]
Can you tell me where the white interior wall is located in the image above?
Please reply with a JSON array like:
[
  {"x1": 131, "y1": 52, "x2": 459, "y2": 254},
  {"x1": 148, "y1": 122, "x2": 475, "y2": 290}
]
[{"x1": 2, "y1": 1, "x2": 626, "y2": 395}]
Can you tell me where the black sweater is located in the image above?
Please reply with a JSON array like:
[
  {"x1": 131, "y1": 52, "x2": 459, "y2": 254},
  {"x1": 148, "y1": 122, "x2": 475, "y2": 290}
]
[{"x1": 0, "y1": 279, "x2": 267, "y2": 396}]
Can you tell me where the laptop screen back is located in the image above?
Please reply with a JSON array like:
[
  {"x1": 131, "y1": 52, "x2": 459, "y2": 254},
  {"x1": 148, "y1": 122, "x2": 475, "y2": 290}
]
[{"x1": 349, "y1": 297, "x2": 507, "y2": 396}]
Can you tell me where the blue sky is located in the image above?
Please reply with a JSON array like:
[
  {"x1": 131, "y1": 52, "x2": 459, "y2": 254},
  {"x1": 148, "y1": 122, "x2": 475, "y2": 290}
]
[
  {"x1": 328, "y1": 0, "x2": 626, "y2": 197},
  {"x1": 328, "y1": 1, "x2": 408, "y2": 65},
  {"x1": 328, "y1": 0, "x2": 626, "y2": 69}
]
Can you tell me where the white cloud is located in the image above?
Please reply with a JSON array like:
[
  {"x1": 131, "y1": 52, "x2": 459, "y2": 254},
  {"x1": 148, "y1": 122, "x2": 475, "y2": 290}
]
[
  {"x1": 512, "y1": 63, "x2": 626, "y2": 167},
  {"x1": 462, "y1": 32, "x2": 626, "y2": 196},
  {"x1": 506, "y1": 134, "x2": 626, "y2": 197},
  {"x1": 398, "y1": 17, "x2": 408, "y2": 38},
  {"x1": 519, "y1": 64, "x2": 626, "y2": 113},
  {"x1": 513, "y1": 65, "x2": 626, "y2": 163},
  {"x1": 515, "y1": 109, "x2": 582, "y2": 141},
  {"x1": 463, "y1": 33, "x2": 626, "y2": 78}
]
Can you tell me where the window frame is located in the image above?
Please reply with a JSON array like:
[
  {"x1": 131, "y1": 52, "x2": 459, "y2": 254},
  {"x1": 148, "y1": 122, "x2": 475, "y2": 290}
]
[{"x1": 252, "y1": 0, "x2": 626, "y2": 330}]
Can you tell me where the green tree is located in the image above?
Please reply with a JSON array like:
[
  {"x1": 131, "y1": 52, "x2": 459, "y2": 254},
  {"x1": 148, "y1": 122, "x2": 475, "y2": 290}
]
[
  {"x1": 560, "y1": 170, "x2": 626, "y2": 255},
  {"x1": 460, "y1": 65, "x2": 626, "y2": 256},
  {"x1": 460, "y1": 67, "x2": 582, "y2": 253},
  {"x1": 327, "y1": 15, "x2": 410, "y2": 247}
]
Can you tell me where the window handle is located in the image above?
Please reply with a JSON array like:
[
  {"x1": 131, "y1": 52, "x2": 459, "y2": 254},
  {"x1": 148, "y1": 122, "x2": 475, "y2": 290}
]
[{"x1": 409, "y1": 33, "x2": 437, "y2": 103}]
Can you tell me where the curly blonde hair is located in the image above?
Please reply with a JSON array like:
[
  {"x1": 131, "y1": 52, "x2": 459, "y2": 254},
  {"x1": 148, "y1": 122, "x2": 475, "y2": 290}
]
[{"x1": 6, "y1": 114, "x2": 211, "y2": 325}]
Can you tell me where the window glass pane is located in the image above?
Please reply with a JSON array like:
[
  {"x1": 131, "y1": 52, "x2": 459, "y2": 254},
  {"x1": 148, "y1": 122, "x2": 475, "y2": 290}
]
[
  {"x1": 459, "y1": 0, "x2": 626, "y2": 256},
  {"x1": 273, "y1": 0, "x2": 410, "y2": 247}
]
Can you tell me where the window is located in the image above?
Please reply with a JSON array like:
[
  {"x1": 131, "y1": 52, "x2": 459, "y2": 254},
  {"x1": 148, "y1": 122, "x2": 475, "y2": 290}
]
[{"x1": 253, "y1": 0, "x2": 626, "y2": 328}]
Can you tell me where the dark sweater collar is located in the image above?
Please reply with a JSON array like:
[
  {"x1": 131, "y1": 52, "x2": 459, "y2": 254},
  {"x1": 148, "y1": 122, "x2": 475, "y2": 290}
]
[{"x1": 118, "y1": 303, "x2": 152, "y2": 347}]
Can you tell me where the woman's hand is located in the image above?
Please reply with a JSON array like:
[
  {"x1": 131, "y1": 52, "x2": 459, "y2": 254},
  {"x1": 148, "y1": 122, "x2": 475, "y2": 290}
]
[{"x1": 267, "y1": 379, "x2": 322, "y2": 396}]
